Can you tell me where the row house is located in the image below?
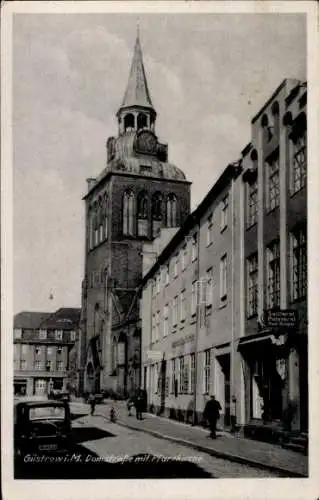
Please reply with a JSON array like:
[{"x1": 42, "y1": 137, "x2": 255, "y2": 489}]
[
  {"x1": 140, "y1": 162, "x2": 242, "y2": 426},
  {"x1": 239, "y1": 78, "x2": 307, "y2": 436}
]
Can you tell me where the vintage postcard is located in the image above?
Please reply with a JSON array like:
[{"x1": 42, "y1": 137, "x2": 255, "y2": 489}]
[{"x1": 1, "y1": 1, "x2": 318, "y2": 499}]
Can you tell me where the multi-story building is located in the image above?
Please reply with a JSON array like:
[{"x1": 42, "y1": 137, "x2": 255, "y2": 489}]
[
  {"x1": 140, "y1": 162, "x2": 243, "y2": 427},
  {"x1": 80, "y1": 30, "x2": 191, "y2": 396},
  {"x1": 13, "y1": 308, "x2": 80, "y2": 396},
  {"x1": 239, "y1": 79, "x2": 307, "y2": 435},
  {"x1": 140, "y1": 78, "x2": 307, "y2": 439}
]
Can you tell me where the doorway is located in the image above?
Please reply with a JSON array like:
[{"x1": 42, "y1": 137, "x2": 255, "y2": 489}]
[{"x1": 215, "y1": 354, "x2": 231, "y2": 427}]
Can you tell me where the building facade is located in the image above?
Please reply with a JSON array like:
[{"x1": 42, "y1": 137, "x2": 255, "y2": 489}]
[
  {"x1": 140, "y1": 78, "x2": 307, "y2": 438},
  {"x1": 140, "y1": 163, "x2": 243, "y2": 427},
  {"x1": 80, "y1": 31, "x2": 191, "y2": 397},
  {"x1": 239, "y1": 79, "x2": 307, "y2": 435},
  {"x1": 13, "y1": 308, "x2": 80, "y2": 397}
]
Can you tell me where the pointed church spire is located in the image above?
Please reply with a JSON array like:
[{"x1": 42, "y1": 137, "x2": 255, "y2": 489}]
[{"x1": 118, "y1": 25, "x2": 155, "y2": 112}]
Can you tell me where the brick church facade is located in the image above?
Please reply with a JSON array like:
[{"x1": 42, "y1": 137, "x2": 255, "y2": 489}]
[{"x1": 80, "y1": 30, "x2": 191, "y2": 396}]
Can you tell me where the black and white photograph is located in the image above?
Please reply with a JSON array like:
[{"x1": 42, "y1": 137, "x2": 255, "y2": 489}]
[{"x1": 1, "y1": 1, "x2": 318, "y2": 499}]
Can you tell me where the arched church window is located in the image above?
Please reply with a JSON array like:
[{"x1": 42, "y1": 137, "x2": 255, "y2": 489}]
[
  {"x1": 166, "y1": 194, "x2": 177, "y2": 227},
  {"x1": 124, "y1": 113, "x2": 135, "y2": 132},
  {"x1": 123, "y1": 189, "x2": 135, "y2": 236},
  {"x1": 152, "y1": 192, "x2": 163, "y2": 237},
  {"x1": 137, "y1": 190, "x2": 149, "y2": 237},
  {"x1": 137, "y1": 113, "x2": 148, "y2": 130}
]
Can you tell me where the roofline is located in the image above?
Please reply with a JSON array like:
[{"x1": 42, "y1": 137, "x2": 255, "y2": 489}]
[
  {"x1": 251, "y1": 78, "x2": 301, "y2": 124},
  {"x1": 139, "y1": 161, "x2": 243, "y2": 289},
  {"x1": 83, "y1": 170, "x2": 192, "y2": 200},
  {"x1": 241, "y1": 142, "x2": 253, "y2": 157}
]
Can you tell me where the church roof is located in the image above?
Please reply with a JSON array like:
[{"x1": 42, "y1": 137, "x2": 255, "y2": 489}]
[
  {"x1": 111, "y1": 133, "x2": 186, "y2": 181},
  {"x1": 119, "y1": 31, "x2": 154, "y2": 112}
]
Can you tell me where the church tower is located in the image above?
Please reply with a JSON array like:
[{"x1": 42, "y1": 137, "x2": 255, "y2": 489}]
[{"x1": 80, "y1": 28, "x2": 191, "y2": 396}]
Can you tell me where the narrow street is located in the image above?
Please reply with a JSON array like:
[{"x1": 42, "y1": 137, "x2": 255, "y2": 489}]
[{"x1": 15, "y1": 401, "x2": 283, "y2": 479}]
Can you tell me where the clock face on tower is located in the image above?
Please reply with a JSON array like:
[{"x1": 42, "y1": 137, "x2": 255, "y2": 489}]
[{"x1": 136, "y1": 131, "x2": 157, "y2": 155}]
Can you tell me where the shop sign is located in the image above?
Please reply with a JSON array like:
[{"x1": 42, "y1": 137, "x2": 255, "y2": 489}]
[
  {"x1": 147, "y1": 350, "x2": 163, "y2": 361},
  {"x1": 265, "y1": 310, "x2": 298, "y2": 329}
]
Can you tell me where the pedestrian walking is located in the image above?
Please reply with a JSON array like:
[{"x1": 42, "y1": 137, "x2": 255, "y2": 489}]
[
  {"x1": 203, "y1": 395, "x2": 222, "y2": 439},
  {"x1": 110, "y1": 405, "x2": 117, "y2": 422},
  {"x1": 88, "y1": 393, "x2": 96, "y2": 416},
  {"x1": 127, "y1": 398, "x2": 134, "y2": 417},
  {"x1": 135, "y1": 388, "x2": 144, "y2": 420}
]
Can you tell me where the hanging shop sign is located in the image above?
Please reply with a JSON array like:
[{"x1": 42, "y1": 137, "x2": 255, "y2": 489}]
[{"x1": 264, "y1": 309, "x2": 298, "y2": 329}]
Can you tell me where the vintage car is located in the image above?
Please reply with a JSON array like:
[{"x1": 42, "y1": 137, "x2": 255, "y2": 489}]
[
  {"x1": 14, "y1": 400, "x2": 72, "y2": 457},
  {"x1": 48, "y1": 389, "x2": 71, "y2": 402}
]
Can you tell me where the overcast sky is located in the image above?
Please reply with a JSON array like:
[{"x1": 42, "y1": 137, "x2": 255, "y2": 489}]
[{"x1": 13, "y1": 13, "x2": 306, "y2": 314}]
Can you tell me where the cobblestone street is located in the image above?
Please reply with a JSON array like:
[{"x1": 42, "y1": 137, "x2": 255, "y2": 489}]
[{"x1": 65, "y1": 401, "x2": 289, "y2": 478}]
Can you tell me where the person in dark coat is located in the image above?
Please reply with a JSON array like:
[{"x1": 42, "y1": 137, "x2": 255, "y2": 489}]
[
  {"x1": 135, "y1": 388, "x2": 144, "y2": 420},
  {"x1": 203, "y1": 395, "x2": 222, "y2": 438},
  {"x1": 88, "y1": 393, "x2": 96, "y2": 416}
]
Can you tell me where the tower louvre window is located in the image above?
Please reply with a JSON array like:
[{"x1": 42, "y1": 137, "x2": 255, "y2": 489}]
[
  {"x1": 123, "y1": 190, "x2": 135, "y2": 236},
  {"x1": 137, "y1": 112, "x2": 148, "y2": 130},
  {"x1": 124, "y1": 113, "x2": 135, "y2": 132}
]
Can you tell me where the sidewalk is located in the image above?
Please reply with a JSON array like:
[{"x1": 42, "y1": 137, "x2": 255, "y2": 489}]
[{"x1": 95, "y1": 400, "x2": 308, "y2": 478}]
